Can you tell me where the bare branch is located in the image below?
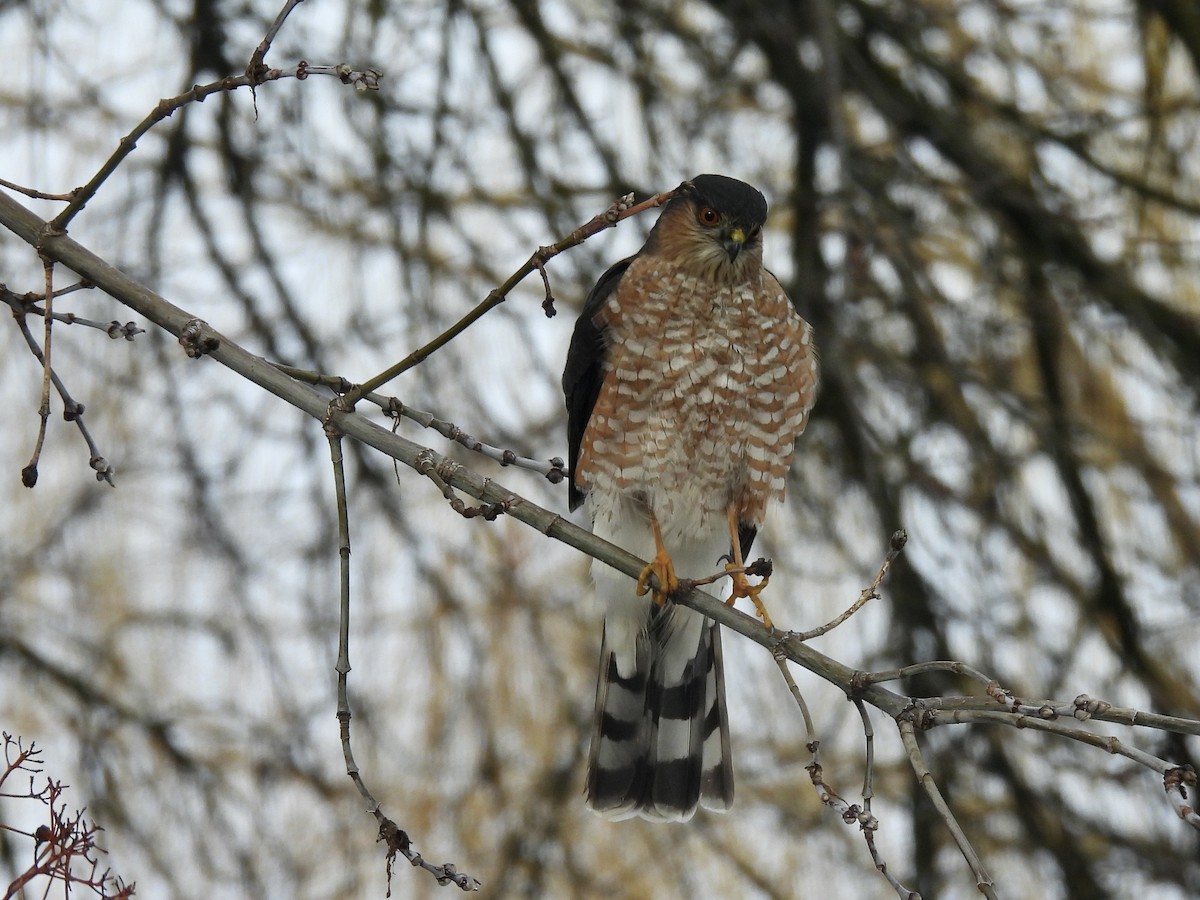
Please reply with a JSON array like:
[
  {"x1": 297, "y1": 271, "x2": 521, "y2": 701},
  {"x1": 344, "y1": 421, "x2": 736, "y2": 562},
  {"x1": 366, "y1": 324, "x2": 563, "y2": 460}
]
[
  {"x1": 415, "y1": 448, "x2": 510, "y2": 520},
  {"x1": 343, "y1": 189, "x2": 674, "y2": 405},
  {"x1": 852, "y1": 701, "x2": 918, "y2": 899},
  {"x1": 533, "y1": 252, "x2": 557, "y2": 317},
  {"x1": 792, "y1": 529, "x2": 907, "y2": 641},
  {"x1": 1, "y1": 735, "x2": 134, "y2": 899},
  {"x1": 929, "y1": 707, "x2": 1194, "y2": 786},
  {"x1": 899, "y1": 719, "x2": 996, "y2": 899},
  {"x1": 774, "y1": 650, "x2": 919, "y2": 899},
  {"x1": 385, "y1": 398, "x2": 566, "y2": 483},
  {"x1": 39, "y1": 0, "x2": 380, "y2": 233},
  {"x1": 325, "y1": 422, "x2": 482, "y2": 893},
  {"x1": 21, "y1": 257, "x2": 56, "y2": 487},
  {"x1": 275, "y1": 364, "x2": 569, "y2": 483},
  {"x1": 3, "y1": 285, "x2": 142, "y2": 339},
  {"x1": 0, "y1": 176, "x2": 74, "y2": 202},
  {"x1": 857, "y1": 659, "x2": 997, "y2": 690},
  {"x1": 246, "y1": 0, "x2": 306, "y2": 81},
  {"x1": 9, "y1": 266, "x2": 116, "y2": 487}
]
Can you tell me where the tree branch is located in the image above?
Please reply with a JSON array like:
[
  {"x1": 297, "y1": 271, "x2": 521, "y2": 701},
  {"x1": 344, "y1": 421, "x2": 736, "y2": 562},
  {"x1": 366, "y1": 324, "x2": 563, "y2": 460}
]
[{"x1": 341, "y1": 189, "x2": 673, "y2": 405}]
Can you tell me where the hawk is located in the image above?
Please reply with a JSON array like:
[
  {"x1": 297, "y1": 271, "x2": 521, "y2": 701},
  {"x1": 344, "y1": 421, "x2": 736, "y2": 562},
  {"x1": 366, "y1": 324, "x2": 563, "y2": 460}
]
[{"x1": 563, "y1": 175, "x2": 819, "y2": 821}]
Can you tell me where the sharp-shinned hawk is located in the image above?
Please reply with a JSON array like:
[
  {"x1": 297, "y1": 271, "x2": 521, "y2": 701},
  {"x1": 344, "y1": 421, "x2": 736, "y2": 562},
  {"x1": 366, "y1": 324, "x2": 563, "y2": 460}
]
[{"x1": 563, "y1": 174, "x2": 819, "y2": 821}]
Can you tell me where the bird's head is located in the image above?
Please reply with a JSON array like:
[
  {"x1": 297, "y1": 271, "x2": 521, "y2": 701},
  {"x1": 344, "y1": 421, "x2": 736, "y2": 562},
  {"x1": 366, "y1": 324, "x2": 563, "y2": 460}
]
[{"x1": 648, "y1": 174, "x2": 769, "y2": 282}]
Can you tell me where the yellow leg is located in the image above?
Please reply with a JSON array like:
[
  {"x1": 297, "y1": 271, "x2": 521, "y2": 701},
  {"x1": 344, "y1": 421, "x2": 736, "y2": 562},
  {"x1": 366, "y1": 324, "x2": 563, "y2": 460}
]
[
  {"x1": 724, "y1": 506, "x2": 774, "y2": 629},
  {"x1": 635, "y1": 510, "x2": 678, "y2": 606}
]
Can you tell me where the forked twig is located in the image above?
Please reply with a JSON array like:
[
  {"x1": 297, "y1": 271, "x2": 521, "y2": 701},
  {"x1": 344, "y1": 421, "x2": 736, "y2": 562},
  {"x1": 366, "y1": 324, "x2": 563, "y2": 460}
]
[
  {"x1": 414, "y1": 449, "x2": 510, "y2": 520},
  {"x1": 772, "y1": 646, "x2": 920, "y2": 899},
  {"x1": 852, "y1": 700, "x2": 916, "y2": 898},
  {"x1": 246, "y1": 0, "x2": 304, "y2": 79},
  {"x1": 794, "y1": 529, "x2": 906, "y2": 641},
  {"x1": 341, "y1": 189, "x2": 675, "y2": 406},
  {"x1": 8, "y1": 286, "x2": 116, "y2": 486},
  {"x1": 325, "y1": 422, "x2": 481, "y2": 893},
  {"x1": 274, "y1": 369, "x2": 568, "y2": 484},
  {"x1": 48, "y1": 0, "x2": 378, "y2": 230}
]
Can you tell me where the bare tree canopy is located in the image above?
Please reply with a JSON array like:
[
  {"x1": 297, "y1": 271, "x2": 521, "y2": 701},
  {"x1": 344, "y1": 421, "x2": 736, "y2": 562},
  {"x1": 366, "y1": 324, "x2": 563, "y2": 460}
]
[{"x1": 2, "y1": 1, "x2": 1199, "y2": 897}]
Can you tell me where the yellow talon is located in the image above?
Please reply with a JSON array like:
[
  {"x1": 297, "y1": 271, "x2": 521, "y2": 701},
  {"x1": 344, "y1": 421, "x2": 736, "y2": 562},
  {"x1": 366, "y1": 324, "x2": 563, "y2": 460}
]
[
  {"x1": 725, "y1": 565, "x2": 773, "y2": 630},
  {"x1": 636, "y1": 510, "x2": 678, "y2": 606},
  {"x1": 637, "y1": 555, "x2": 678, "y2": 606},
  {"x1": 724, "y1": 505, "x2": 774, "y2": 629}
]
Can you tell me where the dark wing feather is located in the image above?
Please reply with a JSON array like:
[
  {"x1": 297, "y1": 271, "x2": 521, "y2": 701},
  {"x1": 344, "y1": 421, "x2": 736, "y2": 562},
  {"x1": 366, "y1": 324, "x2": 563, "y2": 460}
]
[
  {"x1": 738, "y1": 524, "x2": 758, "y2": 558},
  {"x1": 562, "y1": 256, "x2": 634, "y2": 511}
]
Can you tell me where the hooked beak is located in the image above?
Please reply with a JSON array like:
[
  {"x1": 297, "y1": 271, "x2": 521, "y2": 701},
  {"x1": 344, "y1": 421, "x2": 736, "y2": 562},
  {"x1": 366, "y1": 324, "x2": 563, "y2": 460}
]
[{"x1": 723, "y1": 226, "x2": 746, "y2": 262}]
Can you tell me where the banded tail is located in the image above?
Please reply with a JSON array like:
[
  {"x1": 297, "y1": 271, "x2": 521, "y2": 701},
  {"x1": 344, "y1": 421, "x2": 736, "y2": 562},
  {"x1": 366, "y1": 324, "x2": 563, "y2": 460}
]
[{"x1": 585, "y1": 602, "x2": 734, "y2": 821}]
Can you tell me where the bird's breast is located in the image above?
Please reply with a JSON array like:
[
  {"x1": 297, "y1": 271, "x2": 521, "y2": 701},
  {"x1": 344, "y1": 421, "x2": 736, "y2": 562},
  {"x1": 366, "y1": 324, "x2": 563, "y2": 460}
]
[{"x1": 576, "y1": 256, "x2": 817, "y2": 542}]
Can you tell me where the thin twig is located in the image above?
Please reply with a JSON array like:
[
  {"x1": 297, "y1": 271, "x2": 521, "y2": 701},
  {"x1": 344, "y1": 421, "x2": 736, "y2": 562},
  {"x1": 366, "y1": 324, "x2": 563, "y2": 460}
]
[
  {"x1": 10, "y1": 296, "x2": 116, "y2": 486},
  {"x1": 929, "y1": 707, "x2": 1190, "y2": 780},
  {"x1": 1062, "y1": 694, "x2": 1200, "y2": 734},
  {"x1": 47, "y1": 280, "x2": 95, "y2": 298},
  {"x1": 341, "y1": 189, "x2": 674, "y2": 406},
  {"x1": 793, "y1": 529, "x2": 907, "y2": 641},
  {"x1": 52, "y1": 57, "x2": 379, "y2": 230},
  {"x1": 246, "y1": 0, "x2": 305, "y2": 81},
  {"x1": 20, "y1": 259, "x2": 55, "y2": 487},
  {"x1": 36, "y1": 257, "x2": 54, "y2": 452},
  {"x1": 0, "y1": 279, "x2": 97, "y2": 306},
  {"x1": 973, "y1": 688, "x2": 1200, "y2": 736},
  {"x1": 855, "y1": 700, "x2": 918, "y2": 899},
  {"x1": 533, "y1": 254, "x2": 557, "y2": 317},
  {"x1": 274, "y1": 364, "x2": 566, "y2": 482},
  {"x1": 679, "y1": 557, "x2": 772, "y2": 591},
  {"x1": 772, "y1": 644, "x2": 816, "y2": 738},
  {"x1": 773, "y1": 647, "x2": 919, "y2": 899},
  {"x1": 386, "y1": 397, "x2": 564, "y2": 482},
  {"x1": 898, "y1": 718, "x2": 997, "y2": 898},
  {"x1": 0, "y1": 177, "x2": 74, "y2": 202},
  {"x1": 415, "y1": 449, "x2": 509, "y2": 520},
  {"x1": 3, "y1": 290, "x2": 143, "y2": 340},
  {"x1": 863, "y1": 661, "x2": 1200, "y2": 738},
  {"x1": 857, "y1": 659, "x2": 996, "y2": 689},
  {"x1": 325, "y1": 421, "x2": 481, "y2": 893}
]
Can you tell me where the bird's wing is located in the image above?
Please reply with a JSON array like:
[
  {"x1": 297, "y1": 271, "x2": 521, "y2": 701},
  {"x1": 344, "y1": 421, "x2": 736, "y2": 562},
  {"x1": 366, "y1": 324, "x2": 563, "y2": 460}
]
[
  {"x1": 562, "y1": 255, "x2": 635, "y2": 511},
  {"x1": 738, "y1": 523, "x2": 758, "y2": 558}
]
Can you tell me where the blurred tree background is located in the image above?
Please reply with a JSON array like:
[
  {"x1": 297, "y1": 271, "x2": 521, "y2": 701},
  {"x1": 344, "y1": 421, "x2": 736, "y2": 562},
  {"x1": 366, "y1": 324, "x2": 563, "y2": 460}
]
[{"x1": 2, "y1": 0, "x2": 1199, "y2": 897}]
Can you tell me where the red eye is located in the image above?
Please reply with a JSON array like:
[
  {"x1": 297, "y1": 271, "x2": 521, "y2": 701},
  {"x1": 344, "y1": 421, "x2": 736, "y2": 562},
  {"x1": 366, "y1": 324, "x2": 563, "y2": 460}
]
[{"x1": 698, "y1": 206, "x2": 720, "y2": 226}]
